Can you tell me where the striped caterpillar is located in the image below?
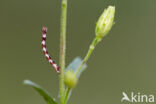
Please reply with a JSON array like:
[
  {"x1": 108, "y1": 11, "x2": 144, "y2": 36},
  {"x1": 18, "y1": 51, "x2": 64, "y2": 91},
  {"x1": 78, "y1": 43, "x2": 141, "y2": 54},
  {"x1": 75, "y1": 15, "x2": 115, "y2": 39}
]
[{"x1": 41, "y1": 27, "x2": 60, "y2": 73}]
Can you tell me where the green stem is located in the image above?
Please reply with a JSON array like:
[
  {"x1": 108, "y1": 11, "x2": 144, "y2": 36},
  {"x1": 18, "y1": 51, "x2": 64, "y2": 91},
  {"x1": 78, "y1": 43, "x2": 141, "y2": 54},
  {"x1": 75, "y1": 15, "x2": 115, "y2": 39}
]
[
  {"x1": 64, "y1": 87, "x2": 71, "y2": 104},
  {"x1": 59, "y1": 0, "x2": 67, "y2": 104},
  {"x1": 76, "y1": 38, "x2": 99, "y2": 76}
]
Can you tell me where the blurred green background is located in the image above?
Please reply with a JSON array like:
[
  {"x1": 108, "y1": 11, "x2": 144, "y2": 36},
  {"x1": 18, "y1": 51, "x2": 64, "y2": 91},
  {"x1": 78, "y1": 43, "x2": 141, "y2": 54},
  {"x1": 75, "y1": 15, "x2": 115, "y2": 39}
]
[{"x1": 1, "y1": 0, "x2": 156, "y2": 104}]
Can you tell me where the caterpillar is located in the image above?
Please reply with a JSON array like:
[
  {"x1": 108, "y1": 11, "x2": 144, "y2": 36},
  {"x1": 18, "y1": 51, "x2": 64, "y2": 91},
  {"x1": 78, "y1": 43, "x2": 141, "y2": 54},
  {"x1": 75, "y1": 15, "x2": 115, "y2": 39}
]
[{"x1": 41, "y1": 27, "x2": 60, "y2": 73}]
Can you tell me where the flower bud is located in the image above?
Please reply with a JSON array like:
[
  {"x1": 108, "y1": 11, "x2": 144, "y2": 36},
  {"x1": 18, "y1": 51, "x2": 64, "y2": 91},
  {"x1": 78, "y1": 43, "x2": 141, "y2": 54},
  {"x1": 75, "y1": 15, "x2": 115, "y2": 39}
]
[
  {"x1": 95, "y1": 6, "x2": 115, "y2": 39},
  {"x1": 64, "y1": 70, "x2": 77, "y2": 88}
]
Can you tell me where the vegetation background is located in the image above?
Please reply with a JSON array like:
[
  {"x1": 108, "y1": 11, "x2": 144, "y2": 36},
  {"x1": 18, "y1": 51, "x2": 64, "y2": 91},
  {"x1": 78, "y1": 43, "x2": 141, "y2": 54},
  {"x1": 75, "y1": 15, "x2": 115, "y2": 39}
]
[{"x1": 0, "y1": 0, "x2": 156, "y2": 104}]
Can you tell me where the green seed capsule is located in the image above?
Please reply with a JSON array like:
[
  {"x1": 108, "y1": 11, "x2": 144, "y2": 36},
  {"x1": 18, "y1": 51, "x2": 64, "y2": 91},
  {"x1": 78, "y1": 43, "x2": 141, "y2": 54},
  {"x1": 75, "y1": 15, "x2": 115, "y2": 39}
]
[{"x1": 64, "y1": 70, "x2": 77, "y2": 88}]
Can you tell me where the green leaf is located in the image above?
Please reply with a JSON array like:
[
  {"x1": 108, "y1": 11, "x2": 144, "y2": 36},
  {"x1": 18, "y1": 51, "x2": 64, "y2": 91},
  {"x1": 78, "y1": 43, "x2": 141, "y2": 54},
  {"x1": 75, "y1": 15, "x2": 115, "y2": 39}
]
[
  {"x1": 66, "y1": 57, "x2": 87, "y2": 78},
  {"x1": 24, "y1": 80, "x2": 57, "y2": 104}
]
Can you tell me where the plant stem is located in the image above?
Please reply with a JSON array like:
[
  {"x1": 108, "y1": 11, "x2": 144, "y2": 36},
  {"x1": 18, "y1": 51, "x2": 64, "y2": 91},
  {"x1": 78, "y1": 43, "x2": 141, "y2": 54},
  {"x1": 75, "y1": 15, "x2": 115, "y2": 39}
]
[
  {"x1": 59, "y1": 0, "x2": 67, "y2": 104},
  {"x1": 64, "y1": 87, "x2": 71, "y2": 104},
  {"x1": 76, "y1": 38, "x2": 99, "y2": 76}
]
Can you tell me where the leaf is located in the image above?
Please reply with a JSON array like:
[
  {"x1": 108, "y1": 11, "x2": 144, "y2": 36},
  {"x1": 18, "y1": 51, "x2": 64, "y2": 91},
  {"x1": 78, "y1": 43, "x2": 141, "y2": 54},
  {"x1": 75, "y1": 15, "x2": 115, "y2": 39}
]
[
  {"x1": 65, "y1": 57, "x2": 87, "y2": 101},
  {"x1": 24, "y1": 80, "x2": 57, "y2": 104},
  {"x1": 66, "y1": 57, "x2": 87, "y2": 78}
]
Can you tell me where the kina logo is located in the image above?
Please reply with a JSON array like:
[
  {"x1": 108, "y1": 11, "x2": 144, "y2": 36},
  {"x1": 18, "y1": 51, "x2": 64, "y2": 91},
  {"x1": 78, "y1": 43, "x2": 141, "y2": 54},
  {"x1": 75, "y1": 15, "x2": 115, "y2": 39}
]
[{"x1": 121, "y1": 92, "x2": 154, "y2": 103}]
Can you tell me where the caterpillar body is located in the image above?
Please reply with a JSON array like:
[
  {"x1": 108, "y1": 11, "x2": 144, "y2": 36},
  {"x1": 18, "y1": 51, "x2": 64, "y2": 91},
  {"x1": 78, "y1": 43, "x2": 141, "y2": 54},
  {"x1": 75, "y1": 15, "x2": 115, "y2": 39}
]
[{"x1": 41, "y1": 27, "x2": 60, "y2": 74}]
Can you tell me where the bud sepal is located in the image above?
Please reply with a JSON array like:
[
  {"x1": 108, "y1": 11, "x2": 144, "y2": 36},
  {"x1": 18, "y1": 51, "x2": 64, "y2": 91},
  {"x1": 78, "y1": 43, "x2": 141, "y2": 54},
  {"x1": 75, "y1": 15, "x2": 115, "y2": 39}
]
[{"x1": 95, "y1": 6, "x2": 115, "y2": 40}]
